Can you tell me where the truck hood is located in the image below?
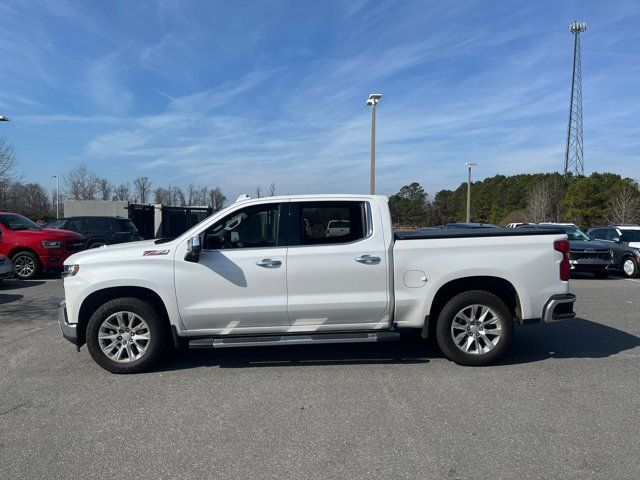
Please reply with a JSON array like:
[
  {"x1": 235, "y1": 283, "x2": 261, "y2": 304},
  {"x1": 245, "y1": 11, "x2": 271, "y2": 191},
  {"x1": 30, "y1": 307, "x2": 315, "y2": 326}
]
[
  {"x1": 65, "y1": 239, "x2": 172, "y2": 264},
  {"x1": 15, "y1": 228, "x2": 85, "y2": 240},
  {"x1": 628, "y1": 242, "x2": 640, "y2": 249},
  {"x1": 568, "y1": 240, "x2": 609, "y2": 250}
]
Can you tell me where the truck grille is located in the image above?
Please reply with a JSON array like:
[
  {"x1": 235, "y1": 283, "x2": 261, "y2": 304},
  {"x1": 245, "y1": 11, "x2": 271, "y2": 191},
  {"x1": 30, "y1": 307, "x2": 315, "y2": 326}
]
[
  {"x1": 569, "y1": 249, "x2": 610, "y2": 260},
  {"x1": 63, "y1": 240, "x2": 86, "y2": 252}
]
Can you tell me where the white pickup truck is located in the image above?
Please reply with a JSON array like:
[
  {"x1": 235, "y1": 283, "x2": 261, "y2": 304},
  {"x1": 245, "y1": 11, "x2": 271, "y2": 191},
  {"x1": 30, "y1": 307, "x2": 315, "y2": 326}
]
[{"x1": 58, "y1": 194, "x2": 575, "y2": 373}]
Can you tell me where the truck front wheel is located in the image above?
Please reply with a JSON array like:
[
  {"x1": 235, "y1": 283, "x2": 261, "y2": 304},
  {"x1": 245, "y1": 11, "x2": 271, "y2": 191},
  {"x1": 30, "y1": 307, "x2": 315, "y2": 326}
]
[
  {"x1": 436, "y1": 290, "x2": 514, "y2": 366},
  {"x1": 86, "y1": 297, "x2": 168, "y2": 374}
]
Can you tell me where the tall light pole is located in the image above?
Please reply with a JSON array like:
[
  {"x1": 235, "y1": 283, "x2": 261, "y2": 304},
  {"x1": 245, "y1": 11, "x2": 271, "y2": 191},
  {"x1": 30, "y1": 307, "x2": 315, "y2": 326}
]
[
  {"x1": 52, "y1": 175, "x2": 59, "y2": 219},
  {"x1": 465, "y1": 162, "x2": 478, "y2": 223},
  {"x1": 366, "y1": 93, "x2": 382, "y2": 195}
]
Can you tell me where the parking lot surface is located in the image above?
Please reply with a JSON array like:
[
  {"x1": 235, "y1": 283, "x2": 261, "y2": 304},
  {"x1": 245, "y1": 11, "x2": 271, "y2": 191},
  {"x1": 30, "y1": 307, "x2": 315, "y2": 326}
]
[{"x1": 1, "y1": 275, "x2": 639, "y2": 479}]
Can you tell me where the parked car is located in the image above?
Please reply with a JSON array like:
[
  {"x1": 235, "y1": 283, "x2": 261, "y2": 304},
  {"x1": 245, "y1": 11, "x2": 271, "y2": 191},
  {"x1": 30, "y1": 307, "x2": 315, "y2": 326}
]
[
  {"x1": 44, "y1": 216, "x2": 141, "y2": 249},
  {"x1": 587, "y1": 225, "x2": 640, "y2": 278},
  {"x1": 517, "y1": 223, "x2": 614, "y2": 278},
  {"x1": 0, "y1": 254, "x2": 13, "y2": 281},
  {"x1": 0, "y1": 212, "x2": 86, "y2": 279},
  {"x1": 326, "y1": 219, "x2": 350, "y2": 237},
  {"x1": 58, "y1": 194, "x2": 575, "y2": 373},
  {"x1": 442, "y1": 222, "x2": 501, "y2": 229}
]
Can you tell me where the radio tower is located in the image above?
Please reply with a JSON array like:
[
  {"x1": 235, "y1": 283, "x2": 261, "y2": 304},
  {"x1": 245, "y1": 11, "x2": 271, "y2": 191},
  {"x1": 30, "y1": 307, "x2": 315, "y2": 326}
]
[{"x1": 564, "y1": 21, "x2": 587, "y2": 176}]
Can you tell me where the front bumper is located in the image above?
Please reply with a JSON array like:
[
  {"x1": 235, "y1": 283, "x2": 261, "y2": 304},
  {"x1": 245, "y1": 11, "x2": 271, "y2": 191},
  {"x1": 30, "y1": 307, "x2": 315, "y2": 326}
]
[
  {"x1": 569, "y1": 259, "x2": 612, "y2": 272},
  {"x1": 542, "y1": 293, "x2": 576, "y2": 323},
  {"x1": 58, "y1": 301, "x2": 80, "y2": 347},
  {"x1": 0, "y1": 268, "x2": 13, "y2": 279}
]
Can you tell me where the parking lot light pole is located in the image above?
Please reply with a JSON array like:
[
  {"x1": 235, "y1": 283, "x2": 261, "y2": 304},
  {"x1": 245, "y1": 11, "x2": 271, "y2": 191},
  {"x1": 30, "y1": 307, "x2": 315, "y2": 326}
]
[
  {"x1": 52, "y1": 175, "x2": 59, "y2": 219},
  {"x1": 465, "y1": 162, "x2": 478, "y2": 223},
  {"x1": 366, "y1": 93, "x2": 382, "y2": 195}
]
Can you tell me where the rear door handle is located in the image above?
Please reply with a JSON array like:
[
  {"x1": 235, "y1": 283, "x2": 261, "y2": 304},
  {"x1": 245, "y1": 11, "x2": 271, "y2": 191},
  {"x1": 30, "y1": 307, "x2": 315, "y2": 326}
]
[
  {"x1": 256, "y1": 259, "x2": 282, "y2": 268},
  {"x1": 355, "y1": 255, "x2": 381, "y2": 264}
]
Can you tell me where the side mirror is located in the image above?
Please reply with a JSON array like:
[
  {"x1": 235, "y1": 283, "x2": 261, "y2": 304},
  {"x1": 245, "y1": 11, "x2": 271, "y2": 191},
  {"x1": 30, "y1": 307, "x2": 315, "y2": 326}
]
[
  {"x1": 612, "y1": 236, "x2": 622, "y2": 243},
  {"x1": 185, "y1": 236, "x2": 202, "y2": 263}
]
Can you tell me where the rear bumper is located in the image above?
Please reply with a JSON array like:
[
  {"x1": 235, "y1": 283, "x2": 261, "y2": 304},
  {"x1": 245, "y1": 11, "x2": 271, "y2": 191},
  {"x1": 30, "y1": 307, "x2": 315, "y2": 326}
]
[
  {"x1": 542, "y1": 293, "x2": 576, "y2": 323},
  {"x1": 58, "y1": 301, "x2": 80, "y2": 347}
]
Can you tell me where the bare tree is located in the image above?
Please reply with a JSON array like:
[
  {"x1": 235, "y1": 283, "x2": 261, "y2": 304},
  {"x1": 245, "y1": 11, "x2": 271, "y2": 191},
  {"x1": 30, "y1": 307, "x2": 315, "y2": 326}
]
[
  {"x1": 0, "y1": 137, "x2": 17, "y2": 184},
  {"x1": 64, "y1": 163, "x2": 98, "y2": 200},
  {"x1": 607, "y1": 182, "x2": 640, "y2": 225},
  {"x1": 112, "y1": 182, "x2": 131, "y2": 202},
  {"x1": 133, "y1": 176, "x2": 152, "y2": 204},
  {"x1": 547, "y1": 176, "x2": 567, "y2": 222},
  {"x1": 186, "y1": 183, "x2": 197, "y2": 206},
  {"x1": 196, "y1": 185, "x2": 209, "y2": 206},
  {"x1": 526, "y1": 179, "x2": 550, "y2": 223},
  {"x1": 96, "y1": 177, "x2": 112, "y2": 201},
  {"x1": 255, "y1": 186, "x2": 262, "y2": 198},
  {"x1": 154, "y1": 187, "x2": 169, "y2": 205},
  {"x1": 208, "y1": 187, "x2": 226, "y2": 211},
  {"x1": 268, "y1": 182, "x2": 276, "y2": 196}
]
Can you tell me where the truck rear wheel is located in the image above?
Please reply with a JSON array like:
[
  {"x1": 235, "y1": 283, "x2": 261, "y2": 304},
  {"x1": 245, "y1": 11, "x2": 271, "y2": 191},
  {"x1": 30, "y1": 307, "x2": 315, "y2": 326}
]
[
  {"x1": 86, "y1": 297, "x2": 168, "y2": 374},
  {"x1": 436, "y1": 290, "x2": 514, "y2": 366}
]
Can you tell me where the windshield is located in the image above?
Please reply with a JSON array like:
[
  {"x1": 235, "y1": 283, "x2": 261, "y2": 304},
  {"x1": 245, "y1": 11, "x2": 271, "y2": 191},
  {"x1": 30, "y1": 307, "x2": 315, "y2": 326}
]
[
  {"x1": 621, "y1": 230, "x2": 640, "y2": 242},
  {"x1": 0, "y1": 214, "x2": 41, "y2": 231},
  {"x1": 564, "y1": 227, "x2": 590, "y2": 241},
  {"x1": 118, "y1": 219, "x2": 138, "y2": 234}
]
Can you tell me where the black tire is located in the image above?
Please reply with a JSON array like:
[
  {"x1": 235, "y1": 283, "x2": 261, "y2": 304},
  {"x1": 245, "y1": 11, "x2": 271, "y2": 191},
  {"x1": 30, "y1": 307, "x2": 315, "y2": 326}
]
[
  {"x1": 436, "y1": 290, "x2": 514, "y2": 366},
  {"x1": 593, "y1": 271, "x2": 609, "y2": 279},
  {"x1": 86, "y1": 297, "x2": 169, "y2": 374},
  {"x1": 622, "y1": 256, "x2": 639, "y2": 278},
  {"x1": 11, "y1": 251, "x2": 41, "y2": 280}
]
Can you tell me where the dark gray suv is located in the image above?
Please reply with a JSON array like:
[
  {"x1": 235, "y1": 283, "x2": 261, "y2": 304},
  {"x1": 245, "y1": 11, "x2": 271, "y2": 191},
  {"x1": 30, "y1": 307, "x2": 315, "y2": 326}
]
[
  {"x1": 587, "y1": 225, "x2": 640, "y2": 278},
  {"x1": 517, "y1": 223, "x2": 614, "y2": 278},
  {"x1": 44, "y1": 216, "x2": 141, "y2": 249}
]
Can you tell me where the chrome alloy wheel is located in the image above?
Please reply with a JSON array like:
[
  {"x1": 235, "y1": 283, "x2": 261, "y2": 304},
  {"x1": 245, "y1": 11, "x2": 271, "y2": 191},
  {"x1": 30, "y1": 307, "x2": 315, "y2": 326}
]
[
  {"x1": 98, "y1": 312, "x2": 150, "y2": 363},
  {"x1": 14, "y1": 254, "x2": 36, "y2": 278},
  {"x1": 623, "y1": 259, "x2": 635, "y2": 277},
  {"x1": 450, "y1": 304, "x2": 502, "y2": 355}
]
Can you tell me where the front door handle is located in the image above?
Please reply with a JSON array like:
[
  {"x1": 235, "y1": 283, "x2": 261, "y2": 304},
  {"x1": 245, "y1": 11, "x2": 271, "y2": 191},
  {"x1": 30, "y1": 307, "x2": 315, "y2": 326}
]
[
  {"x1": 256, "y1": 259, "x2": 282, "y2": 268},
  {"x1": 355, "y1": 255, "x2": 381, "y2": 264}
]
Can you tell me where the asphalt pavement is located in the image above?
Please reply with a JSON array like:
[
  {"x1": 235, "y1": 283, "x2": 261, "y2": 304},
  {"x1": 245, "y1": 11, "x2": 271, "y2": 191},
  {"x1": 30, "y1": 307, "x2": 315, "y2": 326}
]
[{"x1": 0, "y1": 274, "x2": 639, "y2": 479}]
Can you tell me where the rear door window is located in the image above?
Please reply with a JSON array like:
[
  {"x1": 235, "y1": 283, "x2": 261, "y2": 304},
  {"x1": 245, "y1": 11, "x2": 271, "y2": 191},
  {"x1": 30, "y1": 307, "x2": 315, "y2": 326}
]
[{"x1": 292, "y1": 201, "x2": 367, "y2": 245}]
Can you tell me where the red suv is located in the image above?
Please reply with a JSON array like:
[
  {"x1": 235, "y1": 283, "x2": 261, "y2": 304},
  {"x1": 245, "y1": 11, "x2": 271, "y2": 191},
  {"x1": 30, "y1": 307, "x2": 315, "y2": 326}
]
[{"x1": 0, "y1": 212, "x2": 86, "y2": 279}]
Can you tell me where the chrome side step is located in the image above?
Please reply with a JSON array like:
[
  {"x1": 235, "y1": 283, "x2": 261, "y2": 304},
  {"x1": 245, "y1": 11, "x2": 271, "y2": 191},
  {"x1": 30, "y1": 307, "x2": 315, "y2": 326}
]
[{"x1": 188, "y1": 331, "x2": 400, "y2": 349}]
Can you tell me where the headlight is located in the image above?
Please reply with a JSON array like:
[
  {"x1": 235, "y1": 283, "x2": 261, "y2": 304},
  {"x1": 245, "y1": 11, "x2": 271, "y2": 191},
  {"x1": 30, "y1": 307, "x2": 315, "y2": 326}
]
[
  {"x1": 41, "y1": 240, "x2": 62, "y2": 248},
  {"x1": 63, "y1": 264, "x2": 80, "y2": 277}
]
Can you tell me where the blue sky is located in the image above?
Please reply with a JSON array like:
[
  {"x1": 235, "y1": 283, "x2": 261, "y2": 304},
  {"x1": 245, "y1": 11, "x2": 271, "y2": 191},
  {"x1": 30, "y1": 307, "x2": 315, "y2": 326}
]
[{"x1": 1, "y1": 0, "x2": 639, "y2": 200}]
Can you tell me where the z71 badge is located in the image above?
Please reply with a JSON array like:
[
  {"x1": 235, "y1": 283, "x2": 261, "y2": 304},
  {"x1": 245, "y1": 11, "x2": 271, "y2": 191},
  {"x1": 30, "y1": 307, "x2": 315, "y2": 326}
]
[{"x1": 143, "y1": 249, "x2": 170, "y2": 256}]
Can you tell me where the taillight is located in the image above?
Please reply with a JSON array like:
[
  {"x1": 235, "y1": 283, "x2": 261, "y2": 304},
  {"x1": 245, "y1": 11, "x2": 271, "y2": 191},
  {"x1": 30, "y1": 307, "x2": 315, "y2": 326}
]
[{"x1": 554, "y1": 240, "x2": 570, "y2": 281}]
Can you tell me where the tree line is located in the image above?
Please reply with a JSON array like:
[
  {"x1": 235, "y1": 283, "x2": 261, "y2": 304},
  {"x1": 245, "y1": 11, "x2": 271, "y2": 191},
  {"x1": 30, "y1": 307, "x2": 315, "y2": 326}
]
[
  {"x1": 2, "y1": 135, "x2": 638, "y2": 228},
  {"x1": 389, "y1": 172, "x2": 640, "y2": 229}
]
